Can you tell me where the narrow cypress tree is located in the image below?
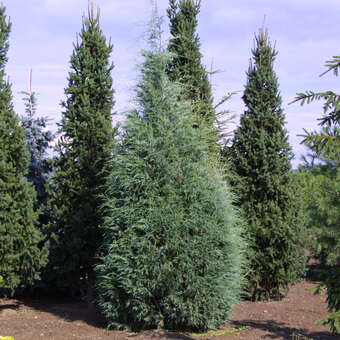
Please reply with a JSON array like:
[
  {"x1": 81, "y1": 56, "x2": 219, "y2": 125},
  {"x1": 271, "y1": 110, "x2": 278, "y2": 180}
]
[
  {"x1": 167, "y1": 0, "x2": 216, "y2": 140},
  {"x1": 50, "y1": 4, "x2": 115, "y2": 296},
  {"x1": 0, "y1": 6, "x2": 48, "y2": 292},
  {"x1": 229, "y1": 28, "x2": 306, "y2": 300},
  {"x1": 96, "y1": 16, "x2": 244, "y2": 332}
]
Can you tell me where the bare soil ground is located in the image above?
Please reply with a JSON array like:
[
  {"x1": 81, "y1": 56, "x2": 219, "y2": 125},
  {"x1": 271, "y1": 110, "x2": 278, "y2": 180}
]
[{"x1": 0, "y1": 281, "x2": 338, "y2": 340}]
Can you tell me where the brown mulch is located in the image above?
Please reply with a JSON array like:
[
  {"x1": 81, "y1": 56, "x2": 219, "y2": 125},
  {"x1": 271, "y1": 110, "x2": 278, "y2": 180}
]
[{"x1": 0, "y1": 281, "x2": 338, "y2": 340}]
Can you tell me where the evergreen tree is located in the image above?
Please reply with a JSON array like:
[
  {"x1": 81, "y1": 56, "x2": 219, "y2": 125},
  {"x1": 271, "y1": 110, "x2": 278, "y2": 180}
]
[
  {"x1": 20, "y1": 73, "x2": 55, "y2": 228},
  {"x1": 96, "y1": 16, "x2": 244, "y2": 332},
  {"x1": 229, "y1": 28, "x2": 306, "y2": 300},
  {"x1": 297, "y1": 155, "x2": 340, "y2": 334},
  {"x1": 0, "y1": 6, "x2": 48, "y2": 292},
  {"x1": 50, "y1": 4, "x2": 115, "y2": 296},
  {"x1": 292, "y1": 56, "x2": 340, "y2": 333},
  {"x1": 167, "y1": 0, "x2": 216, "y2": 141}
]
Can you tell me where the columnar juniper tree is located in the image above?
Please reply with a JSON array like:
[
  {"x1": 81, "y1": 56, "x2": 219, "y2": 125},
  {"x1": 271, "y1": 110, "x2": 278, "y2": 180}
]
[
  {"x1": 0, "y1": 6, "x2": 48, "y2": 291},
  {"x1": 167, "y1": 0, "x2": 216, "y2": 143},
  {"x1": 96, "y1": 16, "x2": 244, "y2": 332},
  {"x1": 20, "y1": 72, "x2": 55, "y2": 229},
  {"x1": 229, "y1": 28, "x2": 306, "y2": 300},
  {"x1": 51, "y1": 4, "x2": 115, "y2": 297}
]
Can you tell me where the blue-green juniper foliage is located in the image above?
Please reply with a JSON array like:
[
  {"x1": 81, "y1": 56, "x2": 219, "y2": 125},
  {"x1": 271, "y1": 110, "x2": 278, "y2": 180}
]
[
  {"x1": 96, "y1": 16, "x2": 245, "y2": 332},
  {"x1": 20, "y1": 88, "x2": 55, "y2": 230}
]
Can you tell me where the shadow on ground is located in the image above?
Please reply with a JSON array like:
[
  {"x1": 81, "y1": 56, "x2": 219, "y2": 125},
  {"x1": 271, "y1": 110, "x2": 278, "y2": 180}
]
[
  {"x1": 11, "y1": 298, "x2": 196, "y2": 339},
  {"x1": 232, "y1": 320, "x2": 338, "y2": 339},
  {"x1": 20, "y1": 296, "x2": 107, "y2": 328},
  {"x1": 127, "y1": 329, "x2": 194, "y2": 340},
  {"x1": 0, "y1": 303, "x2": 19, "y2": 311}
]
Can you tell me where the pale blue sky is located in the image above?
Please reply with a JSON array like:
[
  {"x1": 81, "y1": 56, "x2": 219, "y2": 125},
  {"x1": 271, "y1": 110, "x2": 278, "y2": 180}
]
[{"x1": 4, "y1": 0, "x2": 340, "y2": 167}]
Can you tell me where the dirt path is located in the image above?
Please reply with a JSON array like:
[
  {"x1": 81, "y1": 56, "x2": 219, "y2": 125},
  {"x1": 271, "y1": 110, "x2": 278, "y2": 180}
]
[{"x1": 0, "y1": 281, "x2": 338, "y2": 340}]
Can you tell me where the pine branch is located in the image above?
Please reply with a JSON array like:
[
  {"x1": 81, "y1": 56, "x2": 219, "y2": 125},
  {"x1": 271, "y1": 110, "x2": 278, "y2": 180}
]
[
  {"x1": 214, "y1": 91, "x2": 238, "y2": 110},
  {"x1": 320, "y1": 55, "x2": 340, "y2": 77},
  {"x1": 290, "y1": 90, "x2": 340, "y2": 107},
  {"x1": 290, "y1": 91, "x2": 340, "y2": 127}
]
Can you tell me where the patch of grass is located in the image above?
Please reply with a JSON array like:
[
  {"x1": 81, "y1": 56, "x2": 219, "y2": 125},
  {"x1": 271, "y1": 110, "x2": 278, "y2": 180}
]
[
  {"x1": 17, "y1": 309, "x2": 33, "y2": 315},
  {"x1": 188, "y1": 325, "x2": 247, "y2": 337},
  {"x1": 290, "y1": 330, "x2": 312, "y2": 340}
]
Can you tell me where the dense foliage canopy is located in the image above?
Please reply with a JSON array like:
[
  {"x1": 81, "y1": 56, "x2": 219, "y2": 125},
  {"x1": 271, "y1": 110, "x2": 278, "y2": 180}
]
[
  {"x1": 96, "y1": 17, "x2": 245, "y2": 331},
  {"x1": 228, "y1": 28, "x2": 306, "y2": 300},
  {"x1": 0, "y1": 6, "x2": 48, "y2": 292},
  {"x1": 167, "y1": 0, "x2": 217, "y2": 146},
  {"x1": 49, "y1": 5, "x2": 115, "y2": 296}
]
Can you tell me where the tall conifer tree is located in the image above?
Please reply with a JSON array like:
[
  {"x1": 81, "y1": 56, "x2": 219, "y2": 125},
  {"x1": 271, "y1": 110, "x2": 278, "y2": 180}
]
[
  {"x1": 229, "y1": 28, "x2": 306, "y2": 300},
  {"x1": 167, "y1": 0, "x2": 216, "y2": 142},
  {"x1": 50, "y1": 4, "x2": 115, "y2": 296},
  {"x1": 96, "y1": 15, "x2": 244, "y2": 331},
  {"x1": 0, "y1": 6, "x2": 48, "y2": 291}
]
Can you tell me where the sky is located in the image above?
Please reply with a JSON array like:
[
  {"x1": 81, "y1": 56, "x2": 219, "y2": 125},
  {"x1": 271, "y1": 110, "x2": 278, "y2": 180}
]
[{"x1": 4, "y1": 0, "x2": 340, "y2": 167}]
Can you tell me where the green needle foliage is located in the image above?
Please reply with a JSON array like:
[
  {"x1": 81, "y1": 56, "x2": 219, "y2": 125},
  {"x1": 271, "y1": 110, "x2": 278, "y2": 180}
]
[
  {"x1": 229, "y1": 28, "x2": 306, "y2": 300},
  {"x1": 293, "y1": 55, "x2": 340, "y2": 334},
  {"x1": 0, "y1": 6, "x2": 48, "y2": 292},
  {"x1": 291, "y1": 55, "x2": 339, "y2": 166},
  {"x1": 50, "y1": 4, "x2": 116, "y2": 295},
  {"x1": 96, "y1": 16, "x2": 244, "y2": 332},
  {"x1": 298, "y1": 163, "x2": 340, "y2": 333},
  {"x1": 167, "y1": 0, "x2": 217, "y2": 144},
  {"x1": 291, "y1": 55, "x2": 340, "y2": 157}
]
